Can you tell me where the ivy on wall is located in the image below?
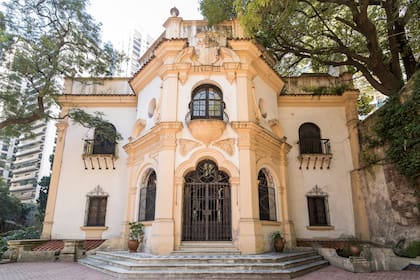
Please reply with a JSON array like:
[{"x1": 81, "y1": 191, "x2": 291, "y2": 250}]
[{"x1": 373, "y1": 71, "x2": 420, "y2": 182}]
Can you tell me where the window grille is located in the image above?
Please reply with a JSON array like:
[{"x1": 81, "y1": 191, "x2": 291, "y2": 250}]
[
  {"x1": 190, "y1": 85, "x2": 224, "y2": 120},
  {"x1": 86, "y1": 196, "x2": 107, "y2": 226},
  {"x1": 307, "y1": 196, "x2": 329, "y2": 226},
  {"x1": 138, "y1": 170, "x2": 156, "y2": 221},
  {"x1": 299, "y1": 123, "x2": 323, "y2": 154},
  {"x1": 258, "y1": 169, "x2": 277, "y2": 221}
]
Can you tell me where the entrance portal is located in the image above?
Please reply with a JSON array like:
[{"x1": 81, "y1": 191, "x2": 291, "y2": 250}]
[{"x1": 182, "y1": 160, "x2": 232, "y2": 241}]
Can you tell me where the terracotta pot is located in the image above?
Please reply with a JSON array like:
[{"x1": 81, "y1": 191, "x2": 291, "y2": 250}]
[
  {"x1": 128, "y1": 240, "x2": 139, "y2": 253},
  {"x1": 273, "y1": 238, "x2": 285, "y2": 252},
  {"x1": 349, "y1": 245, "x2": 361, "y2": 256}
]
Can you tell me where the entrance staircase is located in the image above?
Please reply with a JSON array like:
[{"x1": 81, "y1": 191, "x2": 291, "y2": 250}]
[{"x1": 79, "y1": 246, "x2": 328, "y2": 279}]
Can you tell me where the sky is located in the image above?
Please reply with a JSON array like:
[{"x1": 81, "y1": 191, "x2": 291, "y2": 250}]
[{"x1": 88, "y1": 0, "x2": 202, "y2": 44}]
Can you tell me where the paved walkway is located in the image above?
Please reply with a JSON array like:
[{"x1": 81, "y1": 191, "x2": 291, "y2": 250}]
[{"x1": 0, "y1": 262, "x2": 419, "y2": 280}]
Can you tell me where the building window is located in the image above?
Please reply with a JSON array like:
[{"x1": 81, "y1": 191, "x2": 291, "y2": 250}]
[
  {"x1": 86, "y1": 196, "x2": 107, "y2": 226},
  {"x1": 190, "y1": 85, "x2": 224, "y2": 120},
  {"x1": 299, "y1": 123, "x2": 322, "y2": 154},
  {"x1": 306, "y1": 185, "x2": 330, "y2": 226},
  {"x1": 258, "y1": 169, "x2": 277, "y2": 221},
  {"x1": 138, "y1": 170, "x2": 156, "y2": 221},
  {"x1": 92, "y1": 123, "x2": 117, "y2": 155}
]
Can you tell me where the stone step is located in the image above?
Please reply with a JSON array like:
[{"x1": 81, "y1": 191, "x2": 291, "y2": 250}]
[
  {"x1": 172, "y1": 241, "x2": 240, "y2": 255},
  {"x1": 79, "y1": 250, "x2": 328, "y2": 279},
  {"x1": 86, "y1": 254, "x2": 323, "y2": 271},
  {"x1": 80, "y1": 257, "x2": 328, "y2": 279},
  {"x1": 95, "y1": 250, "x2": 318, "y2": 264}
]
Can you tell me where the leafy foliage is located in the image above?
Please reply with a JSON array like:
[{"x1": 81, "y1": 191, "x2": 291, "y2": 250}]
[
  {"x1": 199, "y1": 0, "x2": 419, "y2": 96},
  {"x1": 0, "y1": 0, "x2": 124, "y2": 136},
  {"x1": 374, "y1": 71, "x2": 420, "y2": 181},
  {"x1": 37, "y1": 176, "x2": 50, "y2": 215},
  {"x1": 1, "y1": 226, "x2": 42, "y2": 258},
  {"x1": 128, "y1": 222, "x2": 145, "y2": 240},
  {"x1": 199, "y1": 0, "x2": 236, "y2": 26},
  {"x1": 394, "y1": 239, "x2": 420, "y2": 258},
  {"x1": 357, "y1": 93, "x2": 375, "y2": 117},
  {"x1": 0, "y1": 180, "x2": 21, "y2": 233}
]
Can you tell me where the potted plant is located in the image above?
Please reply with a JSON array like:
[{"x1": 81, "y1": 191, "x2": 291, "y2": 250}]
[
  {"x1": 272, "y1": 230, "x2": 285, "y2": 252},
  {"x1": 128, "y1": 222, "x2": 144, "y2": 253}
]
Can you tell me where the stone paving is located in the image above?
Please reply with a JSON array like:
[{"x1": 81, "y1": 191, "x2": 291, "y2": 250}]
[{"x1": 1, "y1": 262, "x2": 420, "y2": 280}]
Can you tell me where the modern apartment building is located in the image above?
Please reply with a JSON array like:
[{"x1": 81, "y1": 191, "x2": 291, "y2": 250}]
[
  {"x1": 115, "y1": 27, "x2": 154, "y2": 77},
  {"x1": 9, "y1": 120, "x2": 56, "y2": 203},
  {"x1": 0, "y1": 137, "x2": 15, "y2": 185}
]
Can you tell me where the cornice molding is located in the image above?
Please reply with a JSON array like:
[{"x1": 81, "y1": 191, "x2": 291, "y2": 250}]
[
  {"x1": 277, "y1": 91, "x2": 359, "y2": 107},
  {"x1": 56, "y1": 95, "x2": 137, "y2": 107}
]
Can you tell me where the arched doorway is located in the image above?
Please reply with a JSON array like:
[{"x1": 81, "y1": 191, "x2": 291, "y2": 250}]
[{"x1": 182, "y1": 160, "x2": 232, "y2": 241}]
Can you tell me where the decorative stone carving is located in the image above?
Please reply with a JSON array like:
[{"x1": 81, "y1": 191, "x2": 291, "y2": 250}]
[
  {"x1": 194, "y1": 32, "x2": 221, "y2": 65},
  {"x1": 178, "y1": 139, "x2": 201, "y2": 156},
  {"x1": 268, "y1": 119, "x2": 284, "y2": 138},
  {"x1": 187, "y1": 119, "x2": 227, "y2": 145},
  {"x1": 130, "y1": 119, "x2": 146, "y2": 139},
  {"x1": 213, "y1": 138, "x2": 235, "y2": 156},
  {"x1": 87, "y1": 185, "x2": 109, "y2": 197},
  {"x1": 306, "y1": 185, "x2": 328, "y2": 197}
]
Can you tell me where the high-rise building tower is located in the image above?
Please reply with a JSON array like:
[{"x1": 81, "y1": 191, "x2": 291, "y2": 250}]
[
  {"x1": 113, "y1": 27, "x2": 154, "y2": 77},
  {"x1": 9, "y1": 120, "x2": 56, "y2": 203},
  {"x1": 0, "y1": 137, "x2": 15, "y2": 185}
]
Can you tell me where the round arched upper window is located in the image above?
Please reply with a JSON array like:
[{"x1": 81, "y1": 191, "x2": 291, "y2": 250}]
[{"x1": 190, "y1": 85, "x2": 224, "y2": 120}]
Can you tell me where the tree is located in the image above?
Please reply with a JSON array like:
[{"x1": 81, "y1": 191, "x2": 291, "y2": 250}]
[
  {"x1": 37, "y1": 176, "x2": 50, "y2": 215},
  {"x1": 0, "y1": 0, "x2": 124, "y2": 137},
  {"x1": 199, "y1": 0, "x2": 419, "y2": 96},
  {"x1": 0, "y1": 179, "x2": 21, "y2": 233}
]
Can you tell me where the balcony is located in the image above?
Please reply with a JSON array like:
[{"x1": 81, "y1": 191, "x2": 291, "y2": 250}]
[
  {"x1": 9, "y1": 183, "x2": 36, "y2": 192},
  {"x1": 82, "y1": 140, "x2": 116, "y2": 170},
  {"x1": 185, "y1": 110, "x2": 229, "y2": 145},
  {"x1": 298, "y1": 138, "x2": 332, "y2": 169},
  {"x1": 11, "y1": 171, "x2": 38, "y2": 183}
]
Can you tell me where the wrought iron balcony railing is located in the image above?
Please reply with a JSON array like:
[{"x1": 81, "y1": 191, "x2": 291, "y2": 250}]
[
  {"x1": 82, "y1": 140, "x2": 116, "y2": 170},
  {"x1": 299, "y1": 138, "x2": 331, "y2": 155},
  {"x1": 298, "y1": 138, "x2": 332, "y2": 170}
]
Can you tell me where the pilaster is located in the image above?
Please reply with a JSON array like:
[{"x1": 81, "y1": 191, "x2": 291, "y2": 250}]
[
  {"x1": 149, "y1": 122, "x2": 182, "y2": 255},
  {"x1": 41, "y1": 119, "x2": 69, "y2": 239},
  {"x1": 232, "y1": 122, "x2": 263, "y2": 254},
  {"x1": 343, "y1": 90, "x2": 370, "y2": 240}
]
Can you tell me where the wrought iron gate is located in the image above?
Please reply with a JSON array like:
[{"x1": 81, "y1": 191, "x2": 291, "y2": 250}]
[{"x1": 182, "y1": 160, "x2": 232, "y2": 241}]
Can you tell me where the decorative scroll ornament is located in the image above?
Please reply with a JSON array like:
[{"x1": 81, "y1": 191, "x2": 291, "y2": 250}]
[
  {"x1": 306, "y1": 185, "x2": 328, "y2": 197},
  {"x1": 87, "y1": 185, "x2": 109, "y2": 197},
  {"x1": 178, "y1": 138, "x2": 201, "y2": 156},
  {"x1": 213, "y1": 138, "x2": 235, "y2": 156}
]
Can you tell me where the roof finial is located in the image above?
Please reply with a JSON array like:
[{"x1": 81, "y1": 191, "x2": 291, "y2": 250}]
[{"x1": 170, "y1": 6, "x2": 179, "y2": 17}]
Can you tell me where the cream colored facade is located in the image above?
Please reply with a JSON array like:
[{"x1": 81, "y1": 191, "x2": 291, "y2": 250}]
[{"x1": 42, "y1": 11, "x2": 368, "y2": 255}]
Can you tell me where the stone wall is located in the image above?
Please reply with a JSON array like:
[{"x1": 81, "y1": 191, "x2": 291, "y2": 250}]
[{"x1": 357, "y1": 112, "x2": 420, "y2": 245}]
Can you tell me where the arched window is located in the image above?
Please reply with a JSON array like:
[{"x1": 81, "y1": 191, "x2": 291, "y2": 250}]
[
  {"x1": 299, "y1": 123, "x2": 322, "y2": 154},
  {"x1": 190, "y1": 85, "x2": 224, "y2": 120},
  {"x1": 93, "y1": 123, "x2": 117, "y2": 155},
  {"x1": 138, "y1": 170, "x2": 156, "y2": 221},
  {"x1": 258, "y1": 169, "x2": 277, "y2": 221}
]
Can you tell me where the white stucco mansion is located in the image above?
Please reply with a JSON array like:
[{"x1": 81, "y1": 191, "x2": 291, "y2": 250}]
[{"x1": 42, "y1": 9, "x2": 369, "y2": 255}]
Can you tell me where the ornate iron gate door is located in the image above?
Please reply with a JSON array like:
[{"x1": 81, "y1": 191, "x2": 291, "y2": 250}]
[{"x1": 182, "y1": 160, "x2": 232, "y2": 241}]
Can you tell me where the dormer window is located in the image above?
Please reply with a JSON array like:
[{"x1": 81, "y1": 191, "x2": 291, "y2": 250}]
[{"x1": 190, "y1": 85, "x2": 224, "y2": 120}]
